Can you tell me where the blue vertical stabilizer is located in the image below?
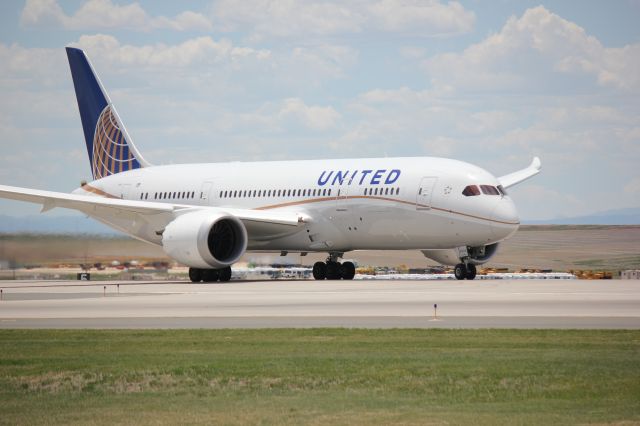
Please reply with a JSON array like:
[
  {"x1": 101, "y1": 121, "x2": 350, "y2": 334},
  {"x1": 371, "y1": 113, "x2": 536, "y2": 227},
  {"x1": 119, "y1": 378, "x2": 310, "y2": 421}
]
[{"x1": 66, "y1": 47, "x2": 147, "y2": 180}]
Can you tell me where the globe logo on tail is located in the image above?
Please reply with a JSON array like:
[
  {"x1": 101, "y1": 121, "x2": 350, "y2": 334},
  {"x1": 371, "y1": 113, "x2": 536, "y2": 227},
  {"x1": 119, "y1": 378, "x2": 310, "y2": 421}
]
[{"x1": 92, "y1": 105, "x2": 141, "y2": 179}]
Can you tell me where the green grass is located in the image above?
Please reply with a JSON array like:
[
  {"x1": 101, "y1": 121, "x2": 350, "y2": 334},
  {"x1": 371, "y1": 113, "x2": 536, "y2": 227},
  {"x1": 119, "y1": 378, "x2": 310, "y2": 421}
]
[{"x1": 1, "y1": 329, "x2": 639, "y2": 425}]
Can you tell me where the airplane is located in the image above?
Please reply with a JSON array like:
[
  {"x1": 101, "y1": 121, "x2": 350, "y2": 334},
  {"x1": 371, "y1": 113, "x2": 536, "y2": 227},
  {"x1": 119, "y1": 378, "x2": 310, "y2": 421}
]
[{"x1": 0, "y1": 47, "x2": 541, "y2": 282}]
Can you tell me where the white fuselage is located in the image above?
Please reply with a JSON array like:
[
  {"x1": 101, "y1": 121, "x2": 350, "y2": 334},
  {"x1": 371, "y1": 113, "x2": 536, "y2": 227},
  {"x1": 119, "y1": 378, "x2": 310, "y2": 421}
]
[{"x1": 74, "y1": 156, "x2": 520, "y2": 253}]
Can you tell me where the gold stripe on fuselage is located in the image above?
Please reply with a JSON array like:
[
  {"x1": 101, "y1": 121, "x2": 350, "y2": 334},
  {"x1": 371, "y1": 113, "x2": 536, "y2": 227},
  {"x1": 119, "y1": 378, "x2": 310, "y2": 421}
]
[{"x1": 81, "y1": 186, "x2": 519, "y2": 226}]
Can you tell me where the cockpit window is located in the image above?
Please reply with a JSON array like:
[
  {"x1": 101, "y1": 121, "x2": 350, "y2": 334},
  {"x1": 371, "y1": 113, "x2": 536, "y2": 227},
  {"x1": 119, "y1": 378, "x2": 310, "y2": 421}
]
[
  {"x1": 497, "y1": 185, "x2": 507, "y2": 196},
  {"x1": 480, "y1": 185, "x2": 500, "y2": 195},
  {"x1": 462, "y1": 185, "x2": 481, "y2": 196}
]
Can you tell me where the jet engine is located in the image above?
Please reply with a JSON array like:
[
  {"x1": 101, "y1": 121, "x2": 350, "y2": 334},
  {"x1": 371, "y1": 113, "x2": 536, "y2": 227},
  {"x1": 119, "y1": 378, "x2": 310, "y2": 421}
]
[
  {"x1": 162, "y1": 211, "x2": 248, "y2": 268},
  {"x1": 421, "y1": 243, "x2": 499, "y2": 266}
]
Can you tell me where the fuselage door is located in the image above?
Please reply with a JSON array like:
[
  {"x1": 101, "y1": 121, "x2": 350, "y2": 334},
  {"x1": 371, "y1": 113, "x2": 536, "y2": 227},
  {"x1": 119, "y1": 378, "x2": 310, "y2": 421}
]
[
  {"x1": 199, "y1": 181, "x2": 213, "y2": 205},
  {"x1": 118, "y1": 184, "x2": 131, "y2": 200},
  {"x1": 336, "y1": 185, "x2": 349, "y2": 212},
  {"x1": 416, "y1": 177, "x2": 438, "y2": 210}
]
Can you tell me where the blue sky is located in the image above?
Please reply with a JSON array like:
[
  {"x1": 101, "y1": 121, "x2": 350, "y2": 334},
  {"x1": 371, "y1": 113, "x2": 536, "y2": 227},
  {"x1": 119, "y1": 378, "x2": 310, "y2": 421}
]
[{"x1": 1, "y1": 0, "x2": 639, "y2": 221}]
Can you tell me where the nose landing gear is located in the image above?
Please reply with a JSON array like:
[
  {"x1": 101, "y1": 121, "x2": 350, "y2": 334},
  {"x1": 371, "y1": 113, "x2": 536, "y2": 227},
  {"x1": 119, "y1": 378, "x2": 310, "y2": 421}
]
[{"x1": 454, "y1": 263, "x2": 477, "y2": 280}]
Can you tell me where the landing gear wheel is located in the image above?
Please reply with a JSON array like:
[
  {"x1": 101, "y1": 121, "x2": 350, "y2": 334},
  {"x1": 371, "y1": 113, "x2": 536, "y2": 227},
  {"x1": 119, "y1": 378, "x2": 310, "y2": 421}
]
[
  {"x1": 312, "y1": 262, "x2": 327, "y2": 280},
  {"x1": 326, "y1": 261, "x2": 341, "y2": 280},
  {"x1": 189, "y1": 268, "x2": 202, "y2": 283},
  {"x1": 465, "y1": 264, "x2": 477, "y2": 280},
  {"x1": 454, "y1": 264, "x2": 467, "y2": 280},
  {"x1": 341, "y1": 261, "x2": 356, "y2": 280},
  {"x1": 218, "y1": 266, "x2": 232, "y2": 282},
  {"x1": 202, "y1": 269, "x2": 219, "y2": 283}
]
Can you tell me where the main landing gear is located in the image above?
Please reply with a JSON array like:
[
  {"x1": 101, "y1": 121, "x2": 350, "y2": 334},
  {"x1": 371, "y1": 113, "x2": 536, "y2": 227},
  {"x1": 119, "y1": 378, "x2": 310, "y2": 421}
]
[
  {"x1": 454, "y1": 263, "x2": 477, "y2": 280},
  {"x1": 189, "y1": 266, "x2": 232, "y2": 283},
  {"x1": 313, "y1": 253, "x2": 356, "y2": 280}
]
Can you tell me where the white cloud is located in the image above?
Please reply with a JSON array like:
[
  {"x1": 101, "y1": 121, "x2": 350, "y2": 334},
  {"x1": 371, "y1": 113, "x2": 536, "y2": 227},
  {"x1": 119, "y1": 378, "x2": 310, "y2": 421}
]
[
  {"x1": 67, "y1": 35, "x2": 353, "y2": 93},
  {"x1": 72, "y1": 34, "x2": 270, "y2": 68},
  {"x1": 339, "y1": 78, "x2": 640, "y2": 192},
  {"x1": 212, "y1": 0, "x2": 474, "y2": 39},
  {"x1": 367, "y1": 0, "x2": 474, "y2": 35},
  {"x1": 277, "y1": 98, "x2": 341, "y2": 130},
  {"x1": 456, "y1": 111, "x2": 515, "y2": 135},
  {"x1": 0, "y1": 42, "x2": 66, "y2": 88},
  {"x1": 213, "y1": 0, "x2": 364, "y2": 38},
  {"x1": 422, "y1": 136, "x2": 457, "y2": 157},
  {"x1": 66, "y1": 34, "x2": 355, "y2": 90},
  {"x1": 358, "y1": 86, "x2": 431, "y2": 104},
  {"x1": 19, "y1": 0, "x2": 65, "y2": 27},
  {"x1": 0, "y1": 35, "x2": 354, "y2": 139},
  {"x1": 20, "y1": 0, "x2": 212, "y2": 31},
  {"x1": 202, "y1": 98, "x2": 341, "y2": 133},
  {"x1": 624, "y1": 177, "x2": 640, "y2": 194},
  {"x1": 424, "y1": 6, "x2": 640, "y2": 92},
  {"x1": 288, "y1": 44, "x2": 358, "y2": 80},
  {"x1": 151, "y1": 11, "x2": 213, "y2": 32}
]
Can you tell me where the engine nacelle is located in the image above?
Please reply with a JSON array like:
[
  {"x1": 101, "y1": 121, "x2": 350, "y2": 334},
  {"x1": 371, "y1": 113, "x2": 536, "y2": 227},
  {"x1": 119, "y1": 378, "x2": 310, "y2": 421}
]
[
  {"x1": 162, "y1": 211, "x2": 248, "y2": 269},
  {"x1": 421, "y1": 243, "x2": 499, "y2": 266}
]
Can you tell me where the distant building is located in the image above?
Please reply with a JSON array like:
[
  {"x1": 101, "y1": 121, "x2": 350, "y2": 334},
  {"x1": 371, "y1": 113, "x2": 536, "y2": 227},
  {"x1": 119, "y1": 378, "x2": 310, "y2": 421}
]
[{"x1": 621, "y1": 270, "x2": 640, "y2": 280}]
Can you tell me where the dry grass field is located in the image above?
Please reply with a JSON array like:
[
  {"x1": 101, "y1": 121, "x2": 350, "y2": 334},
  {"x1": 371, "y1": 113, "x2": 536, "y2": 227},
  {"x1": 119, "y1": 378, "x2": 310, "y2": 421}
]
[
  {"x1": 1, "y1": 225, "x2": 639, "y2": 273},
  {"x1": 491, "y1": 225, "x2": 640, "y2": 271}
]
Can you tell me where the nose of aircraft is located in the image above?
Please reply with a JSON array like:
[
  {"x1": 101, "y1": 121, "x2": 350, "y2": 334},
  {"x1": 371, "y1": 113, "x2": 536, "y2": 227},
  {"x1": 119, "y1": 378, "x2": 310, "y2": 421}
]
[{"x1": 491, "y1": 197, "x2": 519, "y2": 240}]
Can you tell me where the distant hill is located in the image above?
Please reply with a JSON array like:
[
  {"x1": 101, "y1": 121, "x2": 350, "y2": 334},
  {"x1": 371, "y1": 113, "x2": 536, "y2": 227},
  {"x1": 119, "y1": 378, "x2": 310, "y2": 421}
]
[
  {"x1": 524, "y1": 208, "x2": 640, "y2": 225},
  {"x1": 0, "y1": 214, "x2": 118, "y2": 235}
]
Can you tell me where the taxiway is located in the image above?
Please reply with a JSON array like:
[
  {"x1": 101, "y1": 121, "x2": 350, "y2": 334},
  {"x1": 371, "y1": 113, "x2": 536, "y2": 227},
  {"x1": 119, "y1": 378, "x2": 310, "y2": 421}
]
[{"x1": 1, "y1": 279, "x2": 639, "y2": 329}]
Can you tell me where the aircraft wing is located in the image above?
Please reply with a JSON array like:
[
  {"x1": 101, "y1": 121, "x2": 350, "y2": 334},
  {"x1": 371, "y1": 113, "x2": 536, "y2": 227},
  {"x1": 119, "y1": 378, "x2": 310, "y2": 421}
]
[
  {"x1": 498, "y1": 157, "x2": 542, "y2": 189},
  {"x1": 0, "y1": 184, "x2": 175, "y2": 215},
  {"x1": 0, "y1": 184, "x2": 307, "y2": 240}
]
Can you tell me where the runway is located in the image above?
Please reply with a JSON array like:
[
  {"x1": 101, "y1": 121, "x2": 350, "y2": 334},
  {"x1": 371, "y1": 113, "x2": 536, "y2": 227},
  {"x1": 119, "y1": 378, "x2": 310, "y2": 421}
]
[{"x1": 1, "y1": 279, "x2": 639, "y2": 329}]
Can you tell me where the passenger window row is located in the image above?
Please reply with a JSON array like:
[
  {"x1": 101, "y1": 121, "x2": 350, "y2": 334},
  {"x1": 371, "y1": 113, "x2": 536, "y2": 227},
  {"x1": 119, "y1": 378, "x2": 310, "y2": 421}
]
[
  {"x1": 219, "y1": 188, "x2": 333, "y2": 199},
  {"x1": 364, "y1": 187, "x2": 400, "y2": 196},
  {"x1": 139, "y1": 191, "x2": 197, "y2": 200},
  {"x1": 462, "y1": 185, "x2": 506, "y2": 197},
  {"x1": 139, "y1": 186, "x2": 401, "y2": 202}
]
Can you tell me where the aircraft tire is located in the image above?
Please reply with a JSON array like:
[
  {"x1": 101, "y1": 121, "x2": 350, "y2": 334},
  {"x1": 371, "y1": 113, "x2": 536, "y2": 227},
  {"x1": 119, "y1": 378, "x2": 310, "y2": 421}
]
[
  {"x1": 454, "y1": 264, "x2": 467, "y2": 280},
  {"x1": 341, "y1": 261, "x2": 356, "y2": 280},
  {"x1": 326, "y1": 261, "x2": 341, "y2": 280},
  {"x1": 465, "y1": 264, "x2": 477, "y2": 280},
  {"x1": 218, "y1": 266, "x2": 232, "y2": 282},
  {"x1": 189, "y1": 267, "x2": 203, "y2": 283},
  {"x1": 312, "y1": 262, "x2": 327, "y2": 280},
  {"x1": 203, "y1": 269, "x2": 220, "y2": 283}
]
